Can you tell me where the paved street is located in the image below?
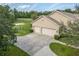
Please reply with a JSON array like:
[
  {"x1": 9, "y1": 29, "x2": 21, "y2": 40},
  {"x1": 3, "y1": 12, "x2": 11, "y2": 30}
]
[{"x1": 15, "y1": 33, "x2": 53, "y2": 55}]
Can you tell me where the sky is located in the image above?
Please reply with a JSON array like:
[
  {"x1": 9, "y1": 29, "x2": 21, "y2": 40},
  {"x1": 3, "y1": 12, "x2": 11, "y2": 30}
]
[{"x1": 1, "y1": 3, "x2": 78, "y2": 12}]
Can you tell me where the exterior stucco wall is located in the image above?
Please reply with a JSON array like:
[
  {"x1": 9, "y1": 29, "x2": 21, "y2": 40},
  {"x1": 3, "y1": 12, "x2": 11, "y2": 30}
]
[
  {"x1": 32, "y1": 16, "x2": 59, "y2": 30},
  {"x1": 49, "y1": 12, "x2": 70, "y2": 26}
]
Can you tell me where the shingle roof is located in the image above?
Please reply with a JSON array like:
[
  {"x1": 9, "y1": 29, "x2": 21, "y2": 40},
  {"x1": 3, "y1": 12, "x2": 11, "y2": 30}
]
[
  {"x1": 58, "y1": 11, "x2": 79, "y2": 20},
  {"x1": 32, "y1": 15, "x2": 61, "y2": 25},
  {"x1": 46, "y1": 16, "x2": 61, "y2": 25},
  {"x1": 49, "y1": 10, "x2": 79, "y2": 21}
]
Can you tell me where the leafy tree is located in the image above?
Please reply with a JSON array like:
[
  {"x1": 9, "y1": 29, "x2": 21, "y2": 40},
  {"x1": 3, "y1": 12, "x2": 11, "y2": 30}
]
[
  {"x1": 30, "y1": 11, "x2": 38, "y2": 20},
  {"x1": 0, "y1": 5, "x2": 16, "y2": 55},
  {"x1": 75, "y1": 4, "x2": 79, "y2": 13},
  {"x1": 64, "y1": 9, "x2": 72, "y2": 13},
  {"x1": 12, "y1": 8, "x2": 52, "y2": 18},
  {"x1": 42, "y1": 11, "x2": 51, "y2": 15},
  {"x1": 13, "y1": 8, "x2": 19, "y2": 18}
]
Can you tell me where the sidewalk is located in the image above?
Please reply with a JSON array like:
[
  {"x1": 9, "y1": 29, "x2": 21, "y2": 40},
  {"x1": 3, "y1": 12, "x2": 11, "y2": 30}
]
[{"x1": 33, "y1": 46, "x2": 56, "y2": 56}]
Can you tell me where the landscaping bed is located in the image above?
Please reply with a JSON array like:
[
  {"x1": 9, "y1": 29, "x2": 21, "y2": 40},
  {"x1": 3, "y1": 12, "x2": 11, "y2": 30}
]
[{"x1": 50, "y1": 43, "x2": 79, "y2": 56}]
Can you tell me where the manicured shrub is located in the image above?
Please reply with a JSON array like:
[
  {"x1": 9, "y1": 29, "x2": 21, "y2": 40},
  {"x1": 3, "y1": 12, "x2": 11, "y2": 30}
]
[
  {"x1": 54, "y1": 35, "x2": 60, "y2": 40},
  {"x1": 29, "y1": 29, "x2": 33, "y2": 32}
]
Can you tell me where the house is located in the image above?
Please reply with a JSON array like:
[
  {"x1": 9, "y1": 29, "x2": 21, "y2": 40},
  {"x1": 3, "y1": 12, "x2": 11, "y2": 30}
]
[{"x1": 32, "y1": 11, "x2": 79, "y2": 37}]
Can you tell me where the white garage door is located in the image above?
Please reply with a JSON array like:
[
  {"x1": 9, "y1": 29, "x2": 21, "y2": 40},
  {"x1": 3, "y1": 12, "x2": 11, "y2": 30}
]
[
  {"x1": 34, "y1": 27, "x2": 41, "y2": 34},
  {"x1": 42, "y1": 28, "x2": 56, "y2": 36}
]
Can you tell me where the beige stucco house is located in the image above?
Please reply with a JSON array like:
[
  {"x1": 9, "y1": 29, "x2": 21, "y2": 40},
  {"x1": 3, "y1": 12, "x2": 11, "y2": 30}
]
[{"x1": 32, "y1": 11, "x2": 79, "y2": 37}]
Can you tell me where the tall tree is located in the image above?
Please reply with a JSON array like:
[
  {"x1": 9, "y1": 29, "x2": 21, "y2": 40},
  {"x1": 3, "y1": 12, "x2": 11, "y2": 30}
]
[
  {"x1": 64, "y1": 9, "x2": 73, "y2": 13},
  {"x1": 75, "y1": 4, "x2": 79, "y2": 13},
  {"x1": 0, "y1": 5, "x2": 16, "y2": 55},
  {"x1": 13, "y1": 8, "x2": 19, "y2": 18},
  {"x1": 30, "y1": 11, "x2": 38, "y2": 20}
]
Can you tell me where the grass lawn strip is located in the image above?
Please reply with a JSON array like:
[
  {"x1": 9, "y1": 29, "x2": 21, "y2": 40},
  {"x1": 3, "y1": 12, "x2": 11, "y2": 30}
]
[
  {"x1": 50, "y1": 43, "x2": 79, "y2": 56},
  {"x1": 6, "y1": 45, "x2": 30, "y2": 56}
]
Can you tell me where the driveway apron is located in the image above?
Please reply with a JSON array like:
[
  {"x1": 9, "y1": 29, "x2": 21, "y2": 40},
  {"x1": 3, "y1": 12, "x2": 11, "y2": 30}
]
[{"x1": 15, "y1": 33, "x2": 53, "y2": 55}]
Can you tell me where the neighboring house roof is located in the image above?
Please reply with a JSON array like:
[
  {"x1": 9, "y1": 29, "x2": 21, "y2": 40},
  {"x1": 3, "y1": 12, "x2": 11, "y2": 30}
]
[
  {"x1": 49, "y1": 10, "x2": 79, "y2": 21},
  {"x1": 32, "y1": 15, "x2": 61, "y2": 25},
  {"x1": 61, "y1": 11, "x2": 79, "y2": 20}
]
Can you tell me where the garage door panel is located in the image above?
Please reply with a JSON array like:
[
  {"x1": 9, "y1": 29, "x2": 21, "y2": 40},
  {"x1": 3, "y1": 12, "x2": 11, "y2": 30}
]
[
  {"x1": 34, "y1": 27, "x2": 41, "y2": 34},
  {"x1": 33, "y1": 27, "x2": 57, "y2": 36},
  {"x1": 42, "y1": 28, "x2": 56, "y2": 36}
]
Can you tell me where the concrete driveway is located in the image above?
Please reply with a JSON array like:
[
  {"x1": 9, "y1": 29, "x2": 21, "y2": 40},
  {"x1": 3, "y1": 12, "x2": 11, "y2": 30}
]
[{"x1": 15, "y1": 33, "x2": 53, "y2": 55}]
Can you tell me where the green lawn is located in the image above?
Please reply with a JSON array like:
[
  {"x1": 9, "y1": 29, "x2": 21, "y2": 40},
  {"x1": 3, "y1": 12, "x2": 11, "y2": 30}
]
[
  {"x1": 14, "y1": 18, "x2": 32, "y2": 36},
  {"x1": 50, "y1": 43, "x2": 79, "y2": 56},
  {"x1": 4, "y1": 45, "x2": 29, "y2": 56},
  {"x1": 17, "y1": 18, "x2": 32, "y2": 21}
]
